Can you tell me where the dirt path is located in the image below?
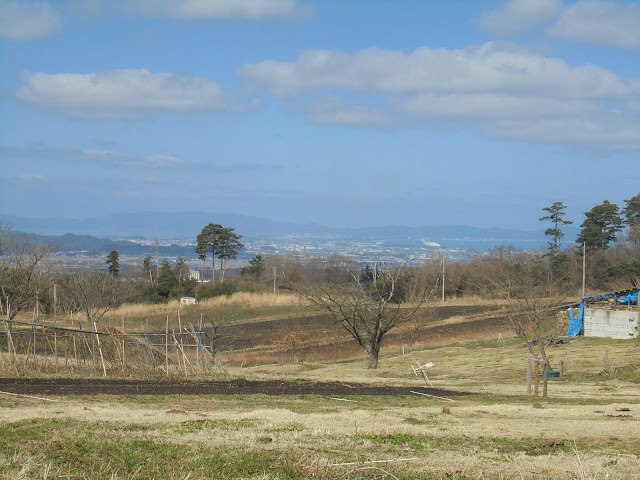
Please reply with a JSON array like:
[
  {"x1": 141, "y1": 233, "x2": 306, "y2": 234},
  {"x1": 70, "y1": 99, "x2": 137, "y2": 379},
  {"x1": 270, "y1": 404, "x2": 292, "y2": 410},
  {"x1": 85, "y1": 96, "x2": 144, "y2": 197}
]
[{"x1": 0, "y1": 378, "x2": 469, "y2": 397}]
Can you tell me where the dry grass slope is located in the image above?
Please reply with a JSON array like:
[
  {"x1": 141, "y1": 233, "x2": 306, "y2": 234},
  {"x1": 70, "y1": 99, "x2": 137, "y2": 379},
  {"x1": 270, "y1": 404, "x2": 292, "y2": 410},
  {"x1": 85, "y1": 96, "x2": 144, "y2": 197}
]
[{"x1": 1, "y1": 292, "x2": 639, "y2": 479}]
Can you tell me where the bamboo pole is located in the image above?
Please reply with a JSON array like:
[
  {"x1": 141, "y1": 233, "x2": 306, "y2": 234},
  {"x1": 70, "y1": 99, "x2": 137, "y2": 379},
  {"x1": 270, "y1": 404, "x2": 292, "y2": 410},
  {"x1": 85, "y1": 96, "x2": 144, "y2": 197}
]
[
  {"x1": 5, "y1": 318, "x2": 17, "y2": 363},
  {"x1": 165, "y1": 315, "x2": 169, "y2": 377},
  {"x1": 78, "y1": 321, "x2": 92, "y2": 369},
  {"x1": 64, "y1": 330, "x2": 69, "y2": 367},
  {"x1": 173, "y1": 329, "x2": 182, "y2": 373},
  {"x1": 90, "y1": 316, "x2": 97, "y2": 376},
  {"x1": 121, "y1": 314, "x2": 126, "y2": 372},
  {"x1": 172, "y1": 333, "x2": 189, "y2": 376},
  {"x1": 32, "y1": 308, "x2": 37, "y2": 371},
  {"x1": 93, "y1": 319, "x2": 107, "y2": 377},
  {"x1": 54, "y1": 321, "x2": 58, "y2": 373},
  {"x1": 73, "y1": 331, "x2": 78, "y2": 368}
]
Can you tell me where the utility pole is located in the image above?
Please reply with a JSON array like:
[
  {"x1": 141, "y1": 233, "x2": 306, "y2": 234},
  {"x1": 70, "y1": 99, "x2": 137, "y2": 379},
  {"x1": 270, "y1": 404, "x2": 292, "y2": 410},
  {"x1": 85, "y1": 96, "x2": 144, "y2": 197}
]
[
  {"x1": 155, "y1": 237, "x2": 159, "y2": 284},
  {"x1": 441, "y1": 253, "x2": 446, "y2": 303}
]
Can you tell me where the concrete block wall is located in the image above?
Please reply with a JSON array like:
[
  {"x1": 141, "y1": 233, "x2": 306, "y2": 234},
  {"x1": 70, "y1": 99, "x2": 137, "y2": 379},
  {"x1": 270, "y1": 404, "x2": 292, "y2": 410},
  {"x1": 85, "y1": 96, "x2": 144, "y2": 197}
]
[{"x1": 584, "y1": 307, "x2": 639, "y2": 339}]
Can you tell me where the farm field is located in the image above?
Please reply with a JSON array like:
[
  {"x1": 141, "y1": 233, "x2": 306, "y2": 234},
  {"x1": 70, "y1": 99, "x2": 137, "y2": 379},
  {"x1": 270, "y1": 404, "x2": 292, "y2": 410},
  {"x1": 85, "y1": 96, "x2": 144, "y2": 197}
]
[{"x1": 1, "y1": 296, "x2": 639, "y2": 479}]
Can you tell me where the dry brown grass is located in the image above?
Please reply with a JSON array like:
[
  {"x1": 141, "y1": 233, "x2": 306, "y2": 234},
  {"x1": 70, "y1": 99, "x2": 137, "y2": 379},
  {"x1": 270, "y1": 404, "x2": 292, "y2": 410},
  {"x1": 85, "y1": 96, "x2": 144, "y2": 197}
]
[{"x1": 2, "y1": 391, "x2": 639, "y2": 479}]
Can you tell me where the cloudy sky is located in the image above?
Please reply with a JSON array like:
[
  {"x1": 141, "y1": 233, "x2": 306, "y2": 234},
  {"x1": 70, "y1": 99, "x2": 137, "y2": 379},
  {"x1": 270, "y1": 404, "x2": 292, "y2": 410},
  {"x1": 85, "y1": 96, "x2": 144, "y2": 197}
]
[{"x1": 1, "y1": 0, "x2": 638, "y2": 230}]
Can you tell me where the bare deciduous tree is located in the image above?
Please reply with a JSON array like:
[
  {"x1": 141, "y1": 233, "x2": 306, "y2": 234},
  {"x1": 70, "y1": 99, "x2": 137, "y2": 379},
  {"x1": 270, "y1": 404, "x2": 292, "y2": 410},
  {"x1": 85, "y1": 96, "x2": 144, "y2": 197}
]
[
  {"x1": 59, "y1": 268, "x2": 122, "y2": 324},
  {"x1": 297, "y1": 263, "x2": 439, "y2": 369},
  {"x1": 0, "y1": 226, "x2": 53, "y2": 319},
  {"x1": 471, "y1": 247, "x2": 565, "y2": 397}
]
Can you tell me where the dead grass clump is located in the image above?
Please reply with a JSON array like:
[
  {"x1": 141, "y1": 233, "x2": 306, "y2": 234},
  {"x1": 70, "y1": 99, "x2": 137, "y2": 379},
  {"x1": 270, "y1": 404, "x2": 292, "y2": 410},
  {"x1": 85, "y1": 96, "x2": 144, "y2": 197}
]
[{"x1": 197, "y1": 292, "x2": 305, "y2": 308}]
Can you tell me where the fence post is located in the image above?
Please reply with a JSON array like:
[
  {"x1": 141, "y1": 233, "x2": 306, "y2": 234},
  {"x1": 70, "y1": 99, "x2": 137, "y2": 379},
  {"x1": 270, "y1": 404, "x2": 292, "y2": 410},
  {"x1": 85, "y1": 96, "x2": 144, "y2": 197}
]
[
  {"x1": 91, "y1": 315, "x2": 97, "y2": 377},
  {"x1": 32, "y1": 313, "x2": 37, "y2": 372},
  {"x1": 165, "y1": 315, "x2": 169, "y2": 377}
]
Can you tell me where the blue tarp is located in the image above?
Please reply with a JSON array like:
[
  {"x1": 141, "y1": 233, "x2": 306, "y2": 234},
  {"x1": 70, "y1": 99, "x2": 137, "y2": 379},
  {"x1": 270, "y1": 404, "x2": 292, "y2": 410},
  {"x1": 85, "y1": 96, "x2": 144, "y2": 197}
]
[
  {"x1": 616, "y1": 292, "x2": 638, "y2": 305},
  {"x1": 567, "y1": 301, "x2": 584, "y2": 337}
]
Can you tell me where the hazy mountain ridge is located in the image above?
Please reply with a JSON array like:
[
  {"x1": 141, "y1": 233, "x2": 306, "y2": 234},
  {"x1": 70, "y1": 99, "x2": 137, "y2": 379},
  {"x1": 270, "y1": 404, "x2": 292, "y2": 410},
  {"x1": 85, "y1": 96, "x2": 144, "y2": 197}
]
[
  {"x1": 0, "y1": 212, "x2": 580, "y2": 262},
  {"x1": 1, "y1": 212, "x2": 563, "y2": 243}
]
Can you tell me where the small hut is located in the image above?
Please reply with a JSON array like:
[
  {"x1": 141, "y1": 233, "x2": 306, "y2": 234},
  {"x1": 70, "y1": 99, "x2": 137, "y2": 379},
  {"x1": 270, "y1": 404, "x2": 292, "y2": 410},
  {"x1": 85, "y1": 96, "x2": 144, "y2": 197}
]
[{"x1": 568, "y1": 289, "x2": 639, "y2": 339}]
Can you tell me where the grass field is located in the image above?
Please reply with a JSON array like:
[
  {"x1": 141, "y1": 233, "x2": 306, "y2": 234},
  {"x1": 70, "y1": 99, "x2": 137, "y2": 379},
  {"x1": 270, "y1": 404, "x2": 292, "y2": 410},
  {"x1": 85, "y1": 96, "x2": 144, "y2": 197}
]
[{"x1": 1, "y1": 295, "x2": 639, "y2": 479}]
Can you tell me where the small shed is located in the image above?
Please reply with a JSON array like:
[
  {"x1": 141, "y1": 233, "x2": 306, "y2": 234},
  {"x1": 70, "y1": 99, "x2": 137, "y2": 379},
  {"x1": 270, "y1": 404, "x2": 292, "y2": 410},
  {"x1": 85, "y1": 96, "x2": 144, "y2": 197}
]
[
  {"x1": 568, "y1": 289, "x2": 639, "y2": 339},
  {"x1": 180, "y1": 296, "x2": 197, "y2": 305}
]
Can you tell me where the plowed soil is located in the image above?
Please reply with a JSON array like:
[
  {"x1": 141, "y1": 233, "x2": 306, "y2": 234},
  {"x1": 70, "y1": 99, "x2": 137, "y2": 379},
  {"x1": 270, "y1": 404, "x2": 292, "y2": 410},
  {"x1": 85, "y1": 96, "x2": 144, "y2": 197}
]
[
  {"x1": 215, "y1": 304, "x2": 511, "y2": 361},
  {"x1": 0, "y1": 377, "x2": 469, "y2": 397}
]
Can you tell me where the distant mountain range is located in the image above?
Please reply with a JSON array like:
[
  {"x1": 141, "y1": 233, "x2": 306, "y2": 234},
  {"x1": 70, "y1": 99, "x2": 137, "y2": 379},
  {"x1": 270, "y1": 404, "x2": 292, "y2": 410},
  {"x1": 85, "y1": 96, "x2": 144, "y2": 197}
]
[
  {"x1": 1, "y1": 212, "x2": 321, "y2": 238},
  {"x1": 1, "y1": 212, "x2": 580, "y2": 256}
]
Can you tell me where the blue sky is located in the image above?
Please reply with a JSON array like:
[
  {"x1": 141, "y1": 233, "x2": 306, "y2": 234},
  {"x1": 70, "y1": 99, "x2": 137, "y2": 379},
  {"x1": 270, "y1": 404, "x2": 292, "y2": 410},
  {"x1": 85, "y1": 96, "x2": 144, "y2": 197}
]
[{"x1": 1, "y1": 0, "x2": 639, "y2": 231}]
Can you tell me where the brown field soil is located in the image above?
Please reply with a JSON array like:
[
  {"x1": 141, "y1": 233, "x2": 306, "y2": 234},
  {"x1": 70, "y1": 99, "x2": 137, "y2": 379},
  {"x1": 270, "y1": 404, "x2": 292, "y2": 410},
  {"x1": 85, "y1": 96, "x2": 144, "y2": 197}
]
[
  {"x1": 217, "y1": 304, "x2": 510, "y2": 351},
  {"x1": 0, "y1": 377, "x2": 469, "y2": 397}
]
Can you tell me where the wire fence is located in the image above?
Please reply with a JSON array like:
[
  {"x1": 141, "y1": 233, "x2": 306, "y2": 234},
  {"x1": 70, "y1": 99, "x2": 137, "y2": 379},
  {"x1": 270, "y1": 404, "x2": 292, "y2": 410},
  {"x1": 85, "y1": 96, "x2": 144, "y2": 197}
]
[{"x1": 0, "y1": 316, "x2": 226, "y2": 378}]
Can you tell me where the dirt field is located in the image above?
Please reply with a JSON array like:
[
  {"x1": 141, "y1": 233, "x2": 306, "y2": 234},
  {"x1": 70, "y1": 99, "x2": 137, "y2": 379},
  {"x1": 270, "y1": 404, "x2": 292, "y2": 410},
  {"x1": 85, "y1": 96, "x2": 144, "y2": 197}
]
[
  {"x1": 218, "y1": 304, "x2": 509, "y2": 351},
  {"x1": 0, "y1": 377, "x2": 469, "y2": 397},
  {"x1": 214, "y1": 303, "x2": 512, "y2": 366}
]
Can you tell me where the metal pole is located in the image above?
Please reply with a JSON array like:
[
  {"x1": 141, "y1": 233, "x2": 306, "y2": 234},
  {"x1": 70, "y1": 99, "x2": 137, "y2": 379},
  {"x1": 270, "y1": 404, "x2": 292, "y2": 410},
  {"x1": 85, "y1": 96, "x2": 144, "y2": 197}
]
[
  {"x1": 582, "y1": 243, "x2": 586, "y2": 298},
  {"x1": 273, "y1": 267, "x2": 277, "y2": 294},
  {"x1": 441, "y1": 254, "x2": 445, "y2": 303}
]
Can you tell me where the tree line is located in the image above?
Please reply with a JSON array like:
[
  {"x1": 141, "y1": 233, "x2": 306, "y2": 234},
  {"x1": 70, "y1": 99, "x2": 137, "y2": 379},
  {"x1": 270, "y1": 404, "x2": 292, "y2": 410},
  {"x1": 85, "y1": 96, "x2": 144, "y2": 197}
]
[{"x1": 1, "y1": 195, "x2": 637, "y2": 376}]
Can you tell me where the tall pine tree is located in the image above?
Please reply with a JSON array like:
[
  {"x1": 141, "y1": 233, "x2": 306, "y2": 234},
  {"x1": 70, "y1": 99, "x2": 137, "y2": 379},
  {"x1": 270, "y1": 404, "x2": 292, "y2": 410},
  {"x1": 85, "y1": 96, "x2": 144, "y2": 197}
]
[
  {"x1": 576, "y1": 200, "x2": 624, "y2": 251},
  {"x1": 539, "y1": 202, "x2": 572, "y2": 255}
]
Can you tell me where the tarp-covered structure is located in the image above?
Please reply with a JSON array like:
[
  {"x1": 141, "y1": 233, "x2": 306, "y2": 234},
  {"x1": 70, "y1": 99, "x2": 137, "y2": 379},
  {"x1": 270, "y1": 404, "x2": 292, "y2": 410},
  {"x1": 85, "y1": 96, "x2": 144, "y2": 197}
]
[{"x1": 567, "y1": 289, "x2": 639, "y2": 337}]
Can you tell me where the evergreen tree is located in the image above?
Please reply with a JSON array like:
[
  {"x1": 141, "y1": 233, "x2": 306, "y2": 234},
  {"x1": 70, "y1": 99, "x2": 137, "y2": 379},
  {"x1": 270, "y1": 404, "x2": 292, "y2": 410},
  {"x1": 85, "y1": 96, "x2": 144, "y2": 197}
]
[
  {"x1": 105, "y1": 250, "x2": 119, "y2": 277},
  {"x1": 196, "y1": 223, "x2": 223, "y2": 284},
  {"x1": 241, "y1": 254, "x2": 265, "y2": 280},
  {"x1": 539, "y1": 202, "x2": 572, "y2": 255},
  {"x1": 217, "y1": 227, "x2": 244, "y2": 282},
  {"x1": 623, "y1": 194, "x2": 640, "y2": 252},
  {"x1": 142, "y1": 255, "x2": 152, "y2": 283},
  {"x1": 157, "y1": 260, "x2": 179, "y2": 298},
  {"x1": 174, "y1": 256, "x2": 188, "y2": 283},
  {"x1": 576, "y1": 200, "x2": 624, "y2": 251}
]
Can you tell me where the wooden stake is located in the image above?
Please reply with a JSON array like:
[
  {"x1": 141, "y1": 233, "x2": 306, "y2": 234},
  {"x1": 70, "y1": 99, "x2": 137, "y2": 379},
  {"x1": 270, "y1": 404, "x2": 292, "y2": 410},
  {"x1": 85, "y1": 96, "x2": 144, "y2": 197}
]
[
  {"x1": 165, "y1": 315, "x2": 169, "y2": 377},
  {"x1": 32, "y1": 309, "x2": 37, "y2": 371},
  {"x1": 121, "y1": 314, "x2": 126, "y2": 371},
  {"x1": 172, "y1": 333, "x2": 189, "y2": 377},
  {"x1": 54, "y1": 321, "x2": 58, "y2": 372},
  {"x1": 73, "y1": 331, "x2": 78, "y2": 368},
  {"x1": 93, "y1": 319, "x2": 107, "y2": 377}
]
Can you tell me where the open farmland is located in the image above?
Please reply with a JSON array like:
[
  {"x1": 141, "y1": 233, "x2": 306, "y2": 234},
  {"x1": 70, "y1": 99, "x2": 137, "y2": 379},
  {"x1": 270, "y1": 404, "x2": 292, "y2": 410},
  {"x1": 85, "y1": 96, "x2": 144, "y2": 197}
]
[{"x1": 1, "y1": 295, "x2": 639, "y2": 479}]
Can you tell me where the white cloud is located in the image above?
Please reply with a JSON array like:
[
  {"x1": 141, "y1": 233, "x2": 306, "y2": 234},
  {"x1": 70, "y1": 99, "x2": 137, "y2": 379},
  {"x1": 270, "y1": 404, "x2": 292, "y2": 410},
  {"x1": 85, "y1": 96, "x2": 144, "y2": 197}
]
[
  {"x1": 239, "y1": 44, "x2": 629, "y2": 99},
  {"x1": 394, "y1": 93, "x2": 598, "y2": 120},
  {"x1": 489, "y1": 114, "x2": 640, "y2": 150},
  {"x1": 240, "y1": 43, "x2": 640, "y2": 149},
  {"x1": 304, "y1": 97, "x2": 395, "y2": 127},
  {"x1": 17, "y1": 69, "x2": 231, "y2": 118},
  {"x1": 395, "y1": 92, "x2": 640, "y2": 148},
  {"x1": 81, "y1": 150, "x2": 188, "y2": 168},
  {"x1": 80, "y1": 0, "x2": 309, "y2": 21},
  {"x1": 0, "y1": 145, "x2": 189, "y2": 169},
  {"x1": 475, "y1": 0, "x2": 562, "y2": 36},
  {"x1": 17, "y1": 173, "x2": 47, "y2": 182},
  {"x1": 0, "y1": 0, "x2": 61, "y2": 41},
  {"x1": 549, "y1": 1, "x2": 640, "y2": 49}
]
